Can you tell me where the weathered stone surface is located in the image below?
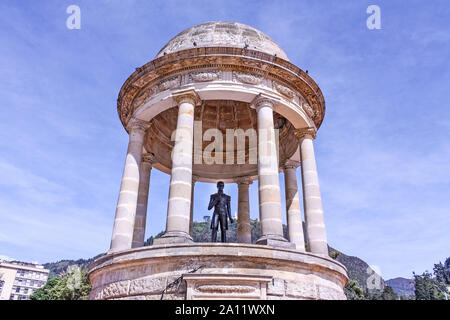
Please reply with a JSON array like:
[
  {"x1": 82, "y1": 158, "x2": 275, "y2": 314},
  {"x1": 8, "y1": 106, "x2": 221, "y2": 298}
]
[
  {"x1": 101, "y1": 280, "x2": 130, "y2": 299},
  {"x1": 267, "y1": 278, "x2": 285, "y2": 296},
  {"x1": 285, "y1": 280, "x2": 317, "y2": 299}
]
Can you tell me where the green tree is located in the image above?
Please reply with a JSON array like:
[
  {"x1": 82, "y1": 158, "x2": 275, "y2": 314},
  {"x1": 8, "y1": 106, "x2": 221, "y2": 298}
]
[
  {"x1": 30, "y1": 267, "x2": 91, "y2": 300},
  {"x1": 329, "y1": 250, "x2": 341, "y2": 259},
  {"x1": 344, "y1": 280, "x2": 365, "y2": 300},
  {"x1": 380, "y1": 286, "x2": 398, "y2": 300},
  {"x1": 29, "y1": 277, "x2": 61, "y2": 300},
  {"x1": 433, "y1": 257, "x2": 450, "y2": 286},
  {"x1": 414, "y1": 271, "x2": 444, "y2": 300}
]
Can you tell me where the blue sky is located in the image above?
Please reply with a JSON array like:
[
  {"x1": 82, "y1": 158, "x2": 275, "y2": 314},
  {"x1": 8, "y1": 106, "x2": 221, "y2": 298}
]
[{"x1": 0, "y1": 0, "x2": 449, "y2": 280}]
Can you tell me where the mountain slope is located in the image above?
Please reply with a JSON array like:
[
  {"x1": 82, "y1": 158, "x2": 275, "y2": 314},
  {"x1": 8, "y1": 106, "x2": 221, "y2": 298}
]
[{"x1": 386, "y1": 277, "x2": 415, "y2": 297}]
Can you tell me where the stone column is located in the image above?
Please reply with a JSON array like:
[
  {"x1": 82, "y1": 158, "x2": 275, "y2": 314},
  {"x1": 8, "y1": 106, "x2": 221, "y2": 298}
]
[
  {"x1": 155, "y1": 90, "x2": 200, "y2": 244},
  {"x1": 237, "y1": 177, "x2": 252, "y2": 244},
  {"x1": 109, "y1": 118, "x2": 149, "y2": 253},
  {"x1": 131, "y1": 153, "x2": 155, "y2": 248},
  {"x1": 252, "y1": 96, "x2": 291, "y2": 247},
  {"x1": 189, "y1": 176, "x2": 198, "y2": 237},
  {"x1": 295, "y1": 128, "x2": 328, "y2": 255},
  {"x1": 283, "y1": 160, "x2": 306, "y2": 251}
]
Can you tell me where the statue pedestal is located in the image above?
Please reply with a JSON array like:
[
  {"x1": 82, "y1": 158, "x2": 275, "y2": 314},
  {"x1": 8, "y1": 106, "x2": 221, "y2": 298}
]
[{"x1": 88, "y1": 243, "x2": 348, "y2": 300}]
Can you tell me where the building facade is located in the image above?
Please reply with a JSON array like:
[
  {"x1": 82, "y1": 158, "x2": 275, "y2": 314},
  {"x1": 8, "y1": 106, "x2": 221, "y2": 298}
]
[{"x1": 0, "y1": 260, "x2": 49, "y2": 300}]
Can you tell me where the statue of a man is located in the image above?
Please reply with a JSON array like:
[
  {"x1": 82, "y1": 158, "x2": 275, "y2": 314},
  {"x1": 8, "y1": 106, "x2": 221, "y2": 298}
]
[{"x1": 208, "y1": 181, "x2": 233, "y2": 242}]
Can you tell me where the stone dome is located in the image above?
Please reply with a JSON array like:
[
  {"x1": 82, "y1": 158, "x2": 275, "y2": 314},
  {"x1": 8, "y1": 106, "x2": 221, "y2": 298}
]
[{"x1": 156, "y1": 21, "x2": 289, "y2": 60}]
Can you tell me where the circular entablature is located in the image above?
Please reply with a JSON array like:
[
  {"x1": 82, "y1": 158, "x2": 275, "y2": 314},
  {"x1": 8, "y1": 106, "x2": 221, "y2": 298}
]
[{"x1": 117, "y1": 47, "x2": 325, "y2": 131}]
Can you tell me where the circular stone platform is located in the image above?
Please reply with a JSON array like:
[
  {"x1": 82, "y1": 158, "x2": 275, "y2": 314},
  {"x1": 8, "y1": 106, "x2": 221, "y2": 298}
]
[{"x1": 88, "y1": 243, "x2": 347, "y2": 300}]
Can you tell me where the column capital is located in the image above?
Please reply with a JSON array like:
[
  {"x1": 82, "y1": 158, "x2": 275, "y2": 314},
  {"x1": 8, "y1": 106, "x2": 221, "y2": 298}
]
[
  {"x1": 294, "y1": 127, "x2": 317, "y2": 140},
  {"x1": 250, "y1": 94, "x2": 278, "y2": 112},
  {"x1": 142, "y1": 152, "x2": 156, "y2": 164},
  {"x1": 283, "y1": 159, "x2": 301, "y2": 170},
  {"x1": 236, "y1": 177, "x2": 253, "y2": 186},
  {"x1": 192, "y1": 175, "x2": 200, "y2": 183},
  {"x1": 172, "y1": 89, "x2": 201, "y2": 106},
  {"x1": 127, "y1": 117, "x2": 150, "y2": 133}
]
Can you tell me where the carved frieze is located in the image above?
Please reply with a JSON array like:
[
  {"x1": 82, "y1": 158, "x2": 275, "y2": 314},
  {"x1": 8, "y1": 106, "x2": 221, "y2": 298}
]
[
  {"x1": 189, "y1": 70, "x2": 221, "y2": 82},
  {"x1": 102, "y1": 280, "x2": 130, "y2": 299},
  {"x1": 273, "y1": 82, "x2": 295, "y2": 99},
  {"x1": 233, "y1": 71, "x2": 263, "y2": 85},
  {"x1": 303, "y1": 103, "x2": 315, "y2": 118},
  {"x1": 158, "y1": 76, "x2": 180, "y2": 91}
]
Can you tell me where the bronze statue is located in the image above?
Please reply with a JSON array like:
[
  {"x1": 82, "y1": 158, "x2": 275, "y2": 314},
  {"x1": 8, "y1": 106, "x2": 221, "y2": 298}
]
[{"x1": 208, "y1": 181, "x2": 234, "y2": 242}]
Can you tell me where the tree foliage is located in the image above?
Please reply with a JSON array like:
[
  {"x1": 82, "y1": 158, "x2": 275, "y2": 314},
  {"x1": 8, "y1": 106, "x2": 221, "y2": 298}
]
[
  {"x1": 413, "y1": 256, "x2": 450, "y2": 300},
  {"x1": 433, "y1": 257, "x2": 450, "y2": 286},
  {"x1": 364, "y1": 286, "x2": 399, "y2": 300},
  {"x1": 413, "y1": 271, "x2": 446, "y2": 300},
  {"x1": 344, "y1": 280, "x2": 365, "y2": 300},
  {"x1": 30, "y1": 267, "x2": 91, "y2": 300}
]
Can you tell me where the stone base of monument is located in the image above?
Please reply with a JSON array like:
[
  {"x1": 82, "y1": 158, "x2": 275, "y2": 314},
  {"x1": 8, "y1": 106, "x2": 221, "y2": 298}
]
[
  {"x1": 255, "y1": 235, "x2": 296, "y2": 249},
  {"x1": 152, "y1": 231, "x2": 194, "y2": 245},
  {"x1": 88, "y1": 243, "x2": 348, "y2": 300}
]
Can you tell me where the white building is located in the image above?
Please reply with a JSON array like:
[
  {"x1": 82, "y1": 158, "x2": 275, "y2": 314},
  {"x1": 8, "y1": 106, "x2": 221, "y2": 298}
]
[{"x1": 0, "y1": 260, "x2": 49, "y2": 300}]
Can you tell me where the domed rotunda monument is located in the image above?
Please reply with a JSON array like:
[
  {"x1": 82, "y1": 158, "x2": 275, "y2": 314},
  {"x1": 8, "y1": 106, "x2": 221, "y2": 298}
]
[{"x1": 88, "y1": 22, "x2": 348, "y2": 300}]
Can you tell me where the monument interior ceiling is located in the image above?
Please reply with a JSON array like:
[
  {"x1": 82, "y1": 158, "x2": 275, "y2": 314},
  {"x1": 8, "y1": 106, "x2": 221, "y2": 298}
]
[{"x1": 145, "y1": 99, "x2": 299, "y2": 181}]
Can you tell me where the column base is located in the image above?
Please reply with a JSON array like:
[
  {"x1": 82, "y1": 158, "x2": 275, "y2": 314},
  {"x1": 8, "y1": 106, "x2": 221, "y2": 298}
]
[
  {"x1": 153, "y1": 231, "x2": 194, "y2": 245},
  {"x1": 256, "y1": 235, "x2": 296, "y2": 249}
]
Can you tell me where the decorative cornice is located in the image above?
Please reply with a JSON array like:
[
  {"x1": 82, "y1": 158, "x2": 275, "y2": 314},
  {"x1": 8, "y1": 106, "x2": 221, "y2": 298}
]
[
  {"x1": 293, "y1": 127, "x2": 316, "y2": 140},
  {"x1": 283, "y1": 159, "x2": 301, "y2": 170},
  {"x1": 117, "y1": 47, "x2": 326, "y2": 130},
  {"x1": 172, "y1": 89, "x2": 201, "y2": 106},
  {"x1": 126, "y1": 118, "x2": 150, "y2": 132}
]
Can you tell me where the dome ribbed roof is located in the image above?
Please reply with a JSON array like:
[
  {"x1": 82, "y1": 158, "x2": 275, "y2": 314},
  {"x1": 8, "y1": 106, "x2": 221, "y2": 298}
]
[{"x1": 156, "y1": 21, "x2": 289, "y2": 60}]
